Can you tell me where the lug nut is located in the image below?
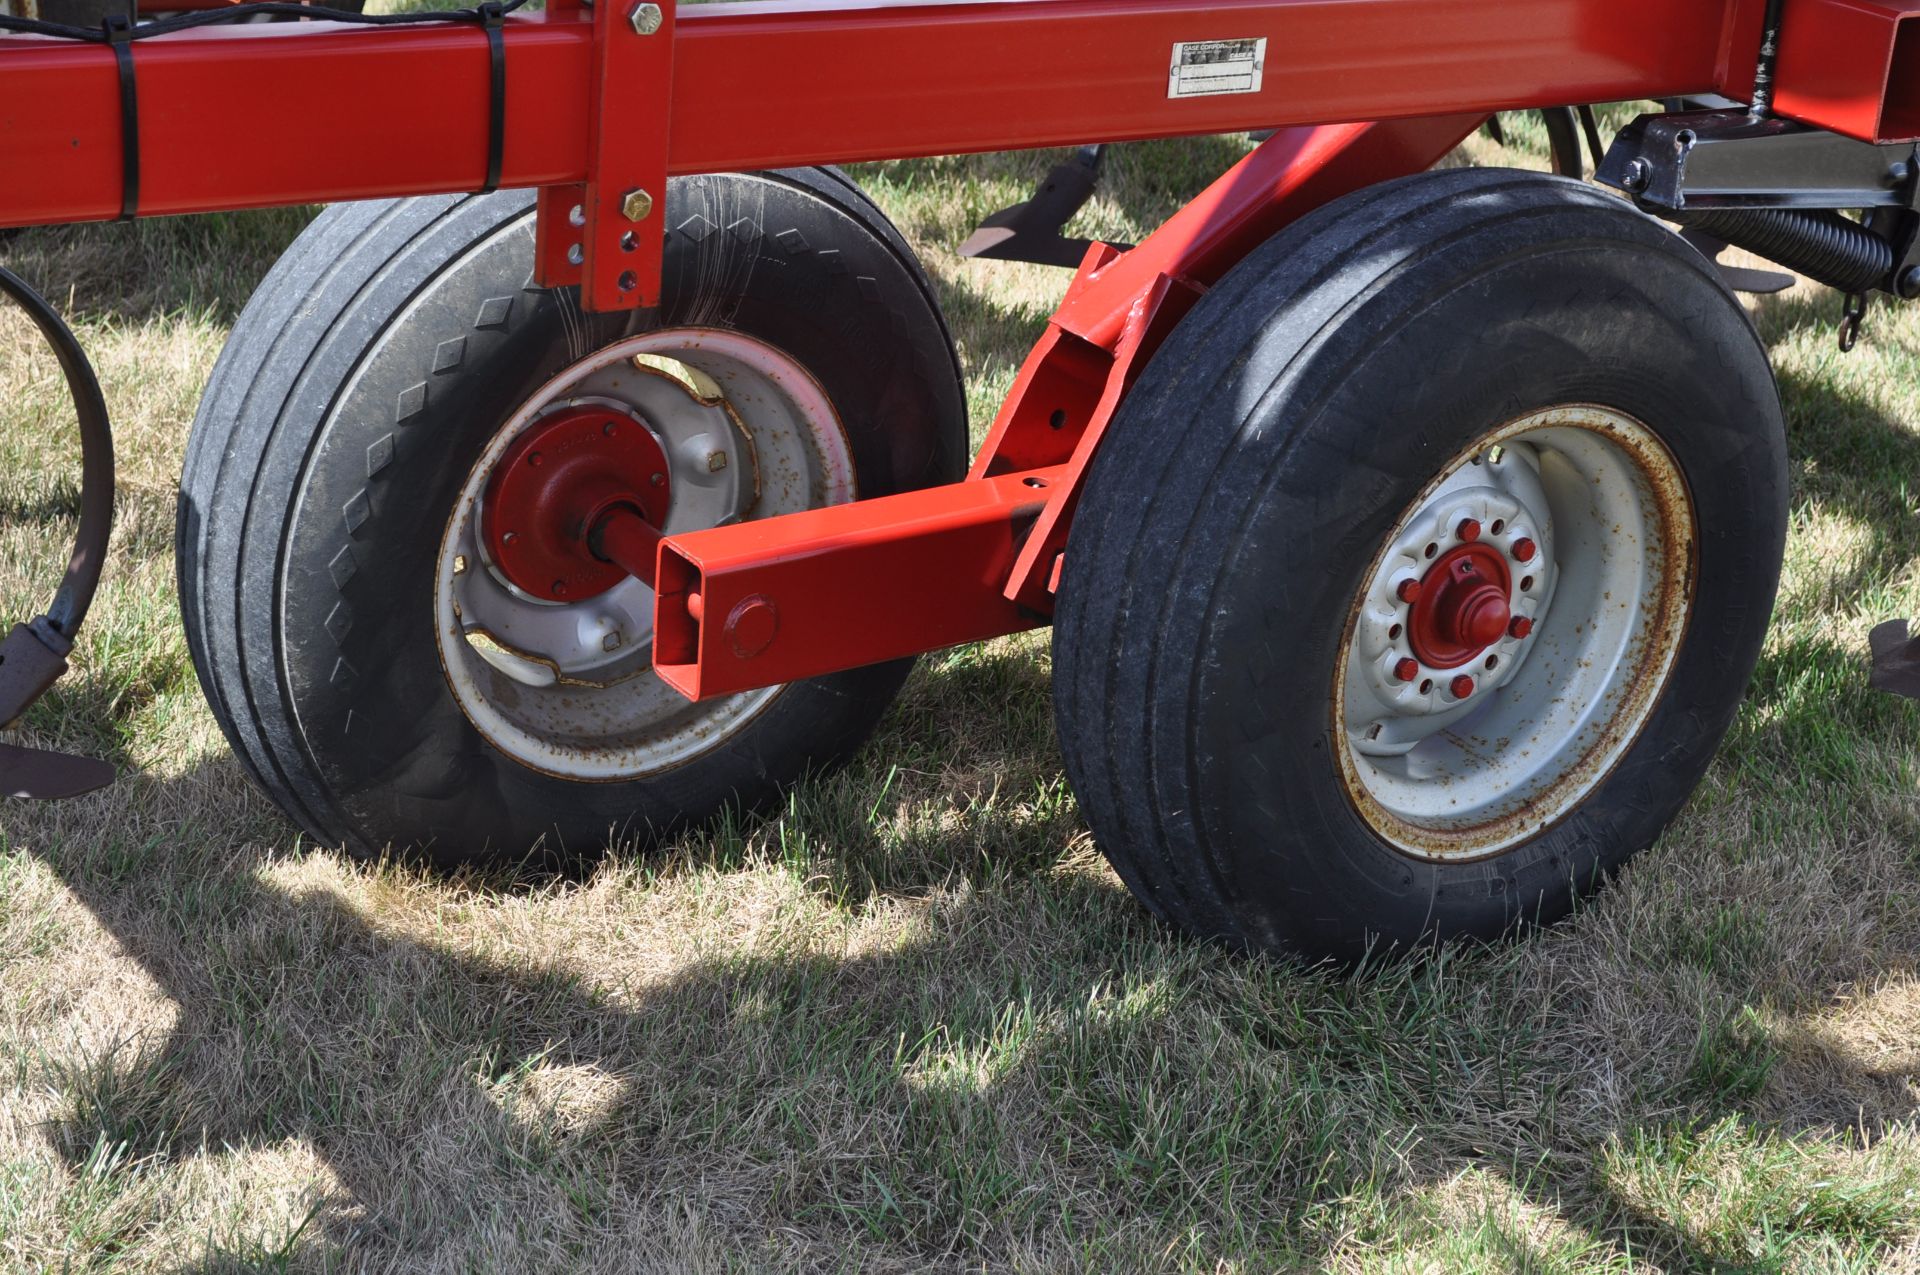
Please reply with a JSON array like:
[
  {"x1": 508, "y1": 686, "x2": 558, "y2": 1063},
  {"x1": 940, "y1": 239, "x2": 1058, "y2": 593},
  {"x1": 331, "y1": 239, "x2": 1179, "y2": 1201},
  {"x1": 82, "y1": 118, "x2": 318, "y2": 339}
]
[
  {"x1": 1396, "y1": 579, "x2": 1422, "y2": 604},
  {"x1": 1457, "y1": 518, "x2": 1481, "y2": 542},
  {"x1": 1393, "y1": 657, "x2": 1419, "y2": 682},
  {"x1": 1508, "y1": 616, "x2": 1533, "y2": 639},
  {"x1": 1450, "y1": 674, "x2": 1475, "y2": 699},
  {"x1": 1512, "y1": 537, "x2": 1537, "y2": 562}
]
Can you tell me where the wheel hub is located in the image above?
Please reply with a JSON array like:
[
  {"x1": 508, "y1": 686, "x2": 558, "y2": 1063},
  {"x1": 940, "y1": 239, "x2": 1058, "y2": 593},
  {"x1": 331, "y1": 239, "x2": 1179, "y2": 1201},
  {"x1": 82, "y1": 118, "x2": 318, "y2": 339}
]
[
  {"x1": 480, "y1": 404, "x2": 672, "y2": 603},
  {"x1": 1407, "y1": 543, "x2": 1511, "y2": 669}
]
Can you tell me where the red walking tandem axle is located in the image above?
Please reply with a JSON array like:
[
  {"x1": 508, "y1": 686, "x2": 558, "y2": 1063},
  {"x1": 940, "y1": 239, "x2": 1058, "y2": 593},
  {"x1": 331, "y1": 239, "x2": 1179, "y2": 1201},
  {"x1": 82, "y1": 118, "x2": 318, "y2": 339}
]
[{"x1": 5, "y1": 0, "x2": 1920, "y2": 959}]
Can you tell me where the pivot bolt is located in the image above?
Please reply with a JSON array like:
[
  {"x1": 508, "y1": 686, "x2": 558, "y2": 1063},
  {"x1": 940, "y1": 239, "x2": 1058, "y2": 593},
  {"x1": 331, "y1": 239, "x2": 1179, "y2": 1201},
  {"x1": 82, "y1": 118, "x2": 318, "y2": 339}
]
[
  {"x1": 1512, "y1": 537, "x2": 1537, "y2": 563},
  {"x1": 1457, "y1": 518, "x2": 1481, "y2": 542},
  {"x1": 1622, "y1": 158, "x2": 1651, "y2": 191},
  {"x1": 1396, "y1": 578, "x2": 1421, "y2": 604},
  {"x1": 1393, "y1": 657, "x2": 1419, "y2": 683},
  {"x1": 1450, "y1": 674, "x2": 1475, "y2": 699},
  {"x1": 1508, "y1": 616, "x2": 1533, "y2": 639},
  {"x1": 628, "y1": 1, "x2": 663, "y2": 35}
]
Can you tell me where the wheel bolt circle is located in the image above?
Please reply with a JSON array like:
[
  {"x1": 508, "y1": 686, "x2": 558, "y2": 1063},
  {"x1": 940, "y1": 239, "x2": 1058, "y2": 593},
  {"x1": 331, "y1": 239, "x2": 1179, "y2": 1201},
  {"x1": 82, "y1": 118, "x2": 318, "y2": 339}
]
[
  {"x1": 1509, "y1": 615, "x2": 1533, "y2": 639},
  {"x1": 1457, "y1": 518, "x2": 1481, "y2": 542},
  {"x1": 1450, "y1": 674, "x2": 1475, "y2": 699},
  {"x1": 1512, "y1": 537, "x2": 1537, "y2": 562},
  {"x1": 1396, "y1": 578, "x2": 1421, "y2": 604},
  {"x1": 1393, "y1": 657, "x2": 1419, "y2": 682}
]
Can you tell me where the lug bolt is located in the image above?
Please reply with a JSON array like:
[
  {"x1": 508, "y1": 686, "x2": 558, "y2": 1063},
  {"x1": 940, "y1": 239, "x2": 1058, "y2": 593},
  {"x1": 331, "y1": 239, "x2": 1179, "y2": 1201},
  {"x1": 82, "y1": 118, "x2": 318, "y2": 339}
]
[
  {"x1": 1393, "y1": 657, "x2": 1419, "y2": 683},
  {"x1": 1457, "y1": 518, "x2": 1481, "y2": 542},
  {"x1": 1512, "y1": 537, "x2": 1537, "y2": 562},
  {"x1": 1450, "y1": 674, "x2": 1475, "y2": 699},
  {"x1": 1508, "y1": 616, "x2": 1533, "y2": 639},
  {"x1": 1396, "y1": 579, "x2": 1421, "y2": 604}
]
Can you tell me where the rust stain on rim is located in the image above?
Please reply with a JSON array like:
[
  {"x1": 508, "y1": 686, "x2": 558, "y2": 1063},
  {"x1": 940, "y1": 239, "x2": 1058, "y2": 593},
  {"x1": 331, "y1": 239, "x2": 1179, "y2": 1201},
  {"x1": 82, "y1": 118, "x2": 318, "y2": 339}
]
[{"x1": 1331, "y1": 404, "x2": 1698, "y2": 863}]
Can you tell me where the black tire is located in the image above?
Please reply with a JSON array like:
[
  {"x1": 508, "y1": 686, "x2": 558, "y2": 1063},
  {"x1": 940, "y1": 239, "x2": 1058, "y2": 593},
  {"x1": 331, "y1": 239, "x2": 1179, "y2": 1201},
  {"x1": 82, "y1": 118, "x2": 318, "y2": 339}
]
[
  {"x1": 1053, "y1": 169, "x2": 1787, "y2": 961},
  {"x1": 179, "y1": 172, "x2": 966, "y2": 865}
]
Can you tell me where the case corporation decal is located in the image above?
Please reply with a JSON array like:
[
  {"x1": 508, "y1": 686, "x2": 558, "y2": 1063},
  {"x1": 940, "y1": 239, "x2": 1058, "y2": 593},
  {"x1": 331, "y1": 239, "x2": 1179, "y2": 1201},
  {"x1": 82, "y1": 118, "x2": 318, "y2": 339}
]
[{"x1": 1167, "y1": 38, "x2": 1267, "y2": 99}]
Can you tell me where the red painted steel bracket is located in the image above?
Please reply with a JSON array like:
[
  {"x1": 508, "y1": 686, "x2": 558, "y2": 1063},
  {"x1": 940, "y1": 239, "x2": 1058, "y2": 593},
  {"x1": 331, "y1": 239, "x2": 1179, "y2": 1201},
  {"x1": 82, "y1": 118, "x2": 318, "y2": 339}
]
[
  {"x1": 534, "y1": 0, "x2": 673, "y2": 306},
  {"x1": 646, "y1": 115, "x2": 1483, "y2": 701},
  {"x1": 651, "y1": 466, "x2": 1067, "y2": 700},
  {"x1": 1772, "y1": 0, "x2": 1920, "y2": 142},
  {"x1": 976, "y1": 114, "x2": 1484, "y2": 610}
]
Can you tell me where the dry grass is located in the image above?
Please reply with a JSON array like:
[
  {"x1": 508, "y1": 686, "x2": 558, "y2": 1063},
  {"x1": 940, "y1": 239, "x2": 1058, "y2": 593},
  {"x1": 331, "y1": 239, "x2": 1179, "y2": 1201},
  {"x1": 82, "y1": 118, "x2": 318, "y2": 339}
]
[{"x1": 7, "y1": 115, "x2": 1920, "y2": 1272}]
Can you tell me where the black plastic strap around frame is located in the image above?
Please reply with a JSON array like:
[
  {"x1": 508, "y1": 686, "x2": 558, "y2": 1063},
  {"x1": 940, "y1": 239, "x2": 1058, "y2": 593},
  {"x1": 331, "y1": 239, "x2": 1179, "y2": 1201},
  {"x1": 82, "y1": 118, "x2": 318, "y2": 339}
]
[
  {"x1": 480, "y1": 2, "x2": 506, "y2": 194},
  {"x1": 102, "y1": 13, "x2": 138, "y2": 221}
]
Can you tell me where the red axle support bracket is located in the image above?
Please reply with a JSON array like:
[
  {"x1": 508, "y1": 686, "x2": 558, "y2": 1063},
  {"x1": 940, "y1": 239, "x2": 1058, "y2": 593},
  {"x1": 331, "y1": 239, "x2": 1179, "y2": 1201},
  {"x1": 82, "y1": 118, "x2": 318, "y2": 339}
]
[
  {"x1": 535, "y1": 0, "x2": 674, "y2": 307},
  {"x1": 640, "y1": 115, "x2": 1485, "y2": 702},
  {"x1": 976, "y1": 114, "x2": 1485, "y2": 610},
  {"x1": 650, "y1": 467, "x2": 1066, "y2": 700}
]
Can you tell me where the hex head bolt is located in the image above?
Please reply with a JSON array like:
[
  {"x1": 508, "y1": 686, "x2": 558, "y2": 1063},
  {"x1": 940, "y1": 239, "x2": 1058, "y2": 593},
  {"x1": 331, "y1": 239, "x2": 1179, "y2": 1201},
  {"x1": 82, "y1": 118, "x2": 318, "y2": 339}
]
[
  {"x1": 1393, "y1": 657, "x2": 1419, "y2": 682},
  {"x1": 1450, "y1": 674, "x2": 1475, "y2": 699},
  {"x1": 1512, "y1": 537, "x2": 1537, "y2": 563},
  {"x1": 1508, "y1": 616, "x2": 1533, "y2": 639},
  {"x1": 1457, "y1": 518, "x2": 1481, "y2": 541},
  {"x1": 1396, "y1": 579, "x2": 1421, "y2": 604}
]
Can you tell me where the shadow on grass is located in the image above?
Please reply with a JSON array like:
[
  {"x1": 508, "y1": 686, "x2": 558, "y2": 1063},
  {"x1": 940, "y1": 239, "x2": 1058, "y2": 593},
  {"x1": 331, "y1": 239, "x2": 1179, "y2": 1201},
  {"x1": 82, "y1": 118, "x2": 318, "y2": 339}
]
[{"x1": 26, "y1": 667, "x2": 1920, "y2": 1272}]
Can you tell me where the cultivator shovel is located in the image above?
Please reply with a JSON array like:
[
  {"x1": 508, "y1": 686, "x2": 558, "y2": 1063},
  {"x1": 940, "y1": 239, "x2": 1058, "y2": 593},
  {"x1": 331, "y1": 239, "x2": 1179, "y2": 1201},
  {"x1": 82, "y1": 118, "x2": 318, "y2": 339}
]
[{"x1": 0, "y1": 266, "x2": 115, "y2": 800}]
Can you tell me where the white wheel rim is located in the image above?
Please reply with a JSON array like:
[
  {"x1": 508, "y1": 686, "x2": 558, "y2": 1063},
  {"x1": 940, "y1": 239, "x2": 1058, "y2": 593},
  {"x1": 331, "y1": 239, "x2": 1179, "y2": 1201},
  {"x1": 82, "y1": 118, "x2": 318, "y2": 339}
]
[
  {"x1": 1333, "y1": 405, "x2": 1696, "y2": 861},
  {"x1": 434, "y1": 328, "x2": 856, "y2": 780}
]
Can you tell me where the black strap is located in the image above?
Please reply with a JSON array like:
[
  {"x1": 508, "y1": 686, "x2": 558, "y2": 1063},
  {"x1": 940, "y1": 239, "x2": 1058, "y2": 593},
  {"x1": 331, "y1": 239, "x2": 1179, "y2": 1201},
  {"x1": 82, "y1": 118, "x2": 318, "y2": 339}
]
[
  {"x1": 102, "y1": 14, "x2": 138, "y2": 221},
  {"x1": 479, "y1": 2, "x2": 505, "y2": 194}
]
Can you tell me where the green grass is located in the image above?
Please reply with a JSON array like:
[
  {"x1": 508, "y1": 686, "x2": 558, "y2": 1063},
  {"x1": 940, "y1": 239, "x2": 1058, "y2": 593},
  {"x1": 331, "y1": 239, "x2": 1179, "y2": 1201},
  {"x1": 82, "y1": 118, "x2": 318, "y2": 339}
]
[{"x1": 8, "y1": 115, "x2": 1920, "y2": 1271}]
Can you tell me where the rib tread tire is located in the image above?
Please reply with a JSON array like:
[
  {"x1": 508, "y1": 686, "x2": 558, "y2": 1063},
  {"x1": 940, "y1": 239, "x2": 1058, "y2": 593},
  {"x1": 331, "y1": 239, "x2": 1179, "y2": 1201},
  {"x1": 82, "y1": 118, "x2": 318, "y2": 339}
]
[
  {"x1": 180, "y1": 173, "x2": 963, "y2": 859},
  {"x1": 1053, "y1": 169, "x2": 1787, "y2": 959}
]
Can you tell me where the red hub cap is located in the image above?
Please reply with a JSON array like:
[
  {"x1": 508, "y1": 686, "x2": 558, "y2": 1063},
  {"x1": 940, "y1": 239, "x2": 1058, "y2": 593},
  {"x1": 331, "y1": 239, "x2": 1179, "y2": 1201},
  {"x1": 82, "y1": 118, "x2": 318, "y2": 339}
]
[
  {"x1": 481, "y1": 405, "x2": 672, "y2": 602},
  {"x1": 1406, "y1": 543, "x2": 1512, "y2": 669}
]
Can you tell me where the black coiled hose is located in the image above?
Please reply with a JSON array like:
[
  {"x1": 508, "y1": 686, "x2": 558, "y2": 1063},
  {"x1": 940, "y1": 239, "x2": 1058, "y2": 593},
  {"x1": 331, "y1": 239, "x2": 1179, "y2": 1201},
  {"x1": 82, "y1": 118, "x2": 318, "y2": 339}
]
[{"x1": 1672, "y1": 207, "x2": 1893, "y2": 295}]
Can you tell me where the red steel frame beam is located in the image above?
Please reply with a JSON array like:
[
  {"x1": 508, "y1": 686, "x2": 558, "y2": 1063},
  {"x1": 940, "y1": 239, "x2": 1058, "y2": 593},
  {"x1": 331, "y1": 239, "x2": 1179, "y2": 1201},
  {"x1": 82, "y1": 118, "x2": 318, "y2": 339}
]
[{"x1": 0, "y1": 0, "x2": 1744, "y2": 229}]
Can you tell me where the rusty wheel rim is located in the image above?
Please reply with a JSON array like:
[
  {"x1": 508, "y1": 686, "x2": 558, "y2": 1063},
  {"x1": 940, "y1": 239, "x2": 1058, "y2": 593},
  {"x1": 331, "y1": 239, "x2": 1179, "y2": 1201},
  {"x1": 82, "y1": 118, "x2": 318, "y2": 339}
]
[{"x1": 1333, "y1": 405, "x2": 1696, "y2": 862}]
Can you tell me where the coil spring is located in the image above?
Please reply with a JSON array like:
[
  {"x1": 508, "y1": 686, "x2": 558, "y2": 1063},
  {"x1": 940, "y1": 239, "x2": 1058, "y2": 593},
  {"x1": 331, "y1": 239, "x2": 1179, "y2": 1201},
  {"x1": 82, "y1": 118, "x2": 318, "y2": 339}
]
[{"x1": 1673, "y1": 207, "x2": 1892, "y2": 295}]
